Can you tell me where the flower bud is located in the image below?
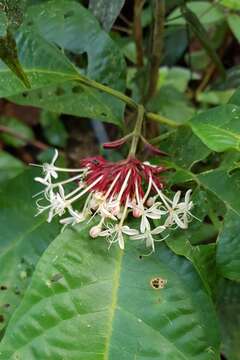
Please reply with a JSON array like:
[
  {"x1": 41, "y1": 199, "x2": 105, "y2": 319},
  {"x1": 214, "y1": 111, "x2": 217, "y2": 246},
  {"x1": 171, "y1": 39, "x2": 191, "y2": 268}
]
[
  {"x1": 89, "y1": 225, "x2": 101, "y2": 238},
  {"x1": 146, "y1": 197, "x2": 154, "y2": 207},
  {"x1": 133, "y1": 208, "x2": 142, "y2": 218},
  {"x1": 103, "y1": 137, "x2": 127, "y2": 149}
]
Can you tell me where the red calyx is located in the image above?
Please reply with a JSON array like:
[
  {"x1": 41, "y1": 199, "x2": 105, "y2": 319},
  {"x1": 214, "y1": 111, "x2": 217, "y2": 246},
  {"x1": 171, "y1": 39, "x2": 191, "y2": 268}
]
[{"x1": 81, "y1": 156, "x2": 167, "y2": 204}]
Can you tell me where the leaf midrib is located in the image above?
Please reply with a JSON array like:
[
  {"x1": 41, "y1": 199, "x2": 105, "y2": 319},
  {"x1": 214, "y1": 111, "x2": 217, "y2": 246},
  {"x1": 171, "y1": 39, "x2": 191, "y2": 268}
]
[
  {"x1": 192, "y1": 123, "x2": 240, "y2": 143},
  {"x1": 104, "y1": 249, "x2": 124, "y2": 360}
]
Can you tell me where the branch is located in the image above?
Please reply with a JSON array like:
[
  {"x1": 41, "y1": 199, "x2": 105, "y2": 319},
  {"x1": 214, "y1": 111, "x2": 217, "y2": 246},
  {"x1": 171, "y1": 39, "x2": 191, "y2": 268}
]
[
  {"x1": 0, "y1": 125, "x2": 49, "y2": 150},
  {"x1": 144, "y1": 0, "x2": 165, "y2": 102},
  {"x1": 133, "y1": 0, "x2": 145, "y2": 67}
]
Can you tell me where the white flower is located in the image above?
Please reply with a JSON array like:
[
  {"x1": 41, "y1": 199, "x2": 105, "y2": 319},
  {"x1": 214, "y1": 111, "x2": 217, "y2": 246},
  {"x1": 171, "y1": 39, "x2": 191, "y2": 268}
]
[
  {"x1": 98, "y1": 224, "x2": 138, "y2": 250},
  {"x1": 60, "y1": 208, "x2": 87, "y2": 231},
  {"x1": 164, "y1": 190, "x2": 193, "y2": 229},
  {"x1": 34, "y1": 149, "x2": 59, "y2": 184},
  {"x1": 36, "y1": 185, "x2": 68, "y2": 222},
  {"x1": 131, "y1": 225, "x2": 166, "y2": 252}
]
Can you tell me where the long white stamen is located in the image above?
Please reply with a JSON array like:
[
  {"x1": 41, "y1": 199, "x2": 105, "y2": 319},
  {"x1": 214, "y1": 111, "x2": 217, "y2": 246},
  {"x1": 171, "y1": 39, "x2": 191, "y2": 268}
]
[
  {"x1": 119, "y1": 195, "x2": 129, "y2": 226},
  {"x1": 135, "y1": 181, "x2": 141, "y2": 205},
  {"x1": 104, "y1": 172, "x2": 121, "y2": 199},
  {"x1": 143, "y1": 175, "x2": 152, "y2": 203},
  {"x1": 31, "y1": 163, "x2": 87, "y2": 173},
  {"x1": 33, "y1": 173, "x2": 86, "y2": 199},
  {"x1": 152, "y1": 180, "x2": 172, "y2": 210},
  {"x1": 117, "y1": 169, "x2": 131, "y2": 203},
  {"x1": 67, "y1": 175, "x2": 103, "y2": 205}
]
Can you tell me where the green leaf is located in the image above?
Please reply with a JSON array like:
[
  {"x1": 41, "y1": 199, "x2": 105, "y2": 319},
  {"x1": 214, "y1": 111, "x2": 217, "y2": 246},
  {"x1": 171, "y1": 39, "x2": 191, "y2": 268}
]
[
  {"x1": 190, "y1": 104, "x2": 240, "y2": 152},
  {"x1": 196, "y1": 89, "x2": 235, "y2": 105},
  {"x1": 216, "y1": 209, "x2": 240, "y2": 281},
  {"x1": 197, "y1": 169, "x2": 240, "y2": 216},
  {"x1": 181, "y1": 4, "x2": 226, "y2": 79},
  {"x1": 167, "y1": 2, "x2": 225, "y2": 26},
  {"x1": 158, "y1": 66, "x2": 197, "y2": 93},
  {"x1": 228, "y1": 14, "x2": 240, "y2": 42},
  {"x1": 160, "y1": 127, "x2": 211, "y2": 169},
  {"x1": 0, "y1": 12, "x2": 7, "y2": 37},
  {"x1": 220, "y1": 0, "x2": 240, "y2": 10},
  {"x1": 0, "y1": 29, "x2": 78, "y2": 97},
  {"x1": 0, "y1": 227, "x2": 220, "y2": 359},
  {"x1": 0, "y1": 169, "x2": 61, "y2": 330},
  {"x1": 89, "y1": 0, "x2": 126, "y2": 31},
  {"x1": 0, "y1": 30, "x2": 30, "y2": 88},
  {"x1": 10, "y1": 81, "x2": 124, "y2": 125},
  {"x1": 229, "y1": 86, "x2": 240, "y2": 106},
  {"x1": 166, "y1": 238, "x2": 217, "y2": 296},
  {"x1": 1, "y1": 0, "x2": 127, "y2": 126},
  {"x1": 0, "y1": 116, "x2": 34, "y2": 147},
  {"x1": 217, "y1": 279, "x2": 240, "y2": 360},
  {"x1": 24, "y1": 0, "x2": 126, "y2": 90},
  {"x1": 0, "y1": 151, "x2": 24, "y2": 184},
  {"x1": 147, "y1": 86, "x2": 195, "y2": 124}
]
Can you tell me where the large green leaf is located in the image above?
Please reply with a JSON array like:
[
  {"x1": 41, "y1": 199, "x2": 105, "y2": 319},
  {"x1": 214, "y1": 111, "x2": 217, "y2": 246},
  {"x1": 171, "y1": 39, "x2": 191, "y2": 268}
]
[
  {"x1": 217, "y1": 279, "x2": 240, "y2": 360},
  {"x1": 23, "y1": 0, "x2": 126, "y2": 90},
  {"x1": 0, "y1": 29, "x2": 78, "y2": 97},
  {"x1": 198, "y1": 169, "x2": 240, "y2": 216},
  {"x1": 166, "y1": 238, "x2": 217, "y2": 297},
  {"x1": 89, "y1": 0, "x2": 126, "y2": 31},
  {"x1": 2, "y1": 0, "x2": 126, "y2": 126},
  {"x1": 190, "y1": 104, "x2": 240, "y2": 152},
  {"x1": 10, "y1": 81, "x2": 123, "y2": 125},
  {"x1": 0, "y1": 225, "x2": 220, "y2": 359},
  {"x1": 216, "y1": 209, "x2": 240, "y2": 281},
  {"x1": 0, "y1": 170, "x2": 60, "y2": 330},
  {"x1": 159, "y1": 127, "x2": 211, "y2": 169},
  {"x1": 229, "y1": 87, "x2": 240, "y2": 106},
  {"x1": 167, "y1": 2, "x2": 225, "y2": 26}
]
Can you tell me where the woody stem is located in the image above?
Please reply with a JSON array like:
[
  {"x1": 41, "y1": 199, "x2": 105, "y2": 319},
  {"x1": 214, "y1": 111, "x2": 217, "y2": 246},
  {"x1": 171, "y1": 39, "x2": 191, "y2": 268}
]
[{"x1": 128, "y1": 104, "x2": 145, "y2": 157}]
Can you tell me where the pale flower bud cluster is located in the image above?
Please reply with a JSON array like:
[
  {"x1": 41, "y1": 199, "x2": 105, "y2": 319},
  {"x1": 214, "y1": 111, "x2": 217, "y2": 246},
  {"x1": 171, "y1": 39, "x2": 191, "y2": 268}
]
[{"x1": 33, "y1": 150, "x2": 195, "y2": 252}]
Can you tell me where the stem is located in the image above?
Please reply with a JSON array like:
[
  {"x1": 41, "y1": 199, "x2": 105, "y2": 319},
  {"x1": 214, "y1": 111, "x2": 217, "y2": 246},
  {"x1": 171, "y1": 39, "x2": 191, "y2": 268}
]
[
  {"x1": 74, "y1": 72, "x2": 179, "y2": 128},
  {"x1": 128, "y1": 104, "x2": 145, "y2": 157},
  {"x1": 76, "y1": 75, "x2": 138, "y2": 109},
  {"x1": 133, "y1": 0, "x2": 145, "y2": 67},
  {"x1": 144, "y1": 0, "x2": 165, "y2": 102},
  {"x1": 146, "y1": 112, "x2": 180, "y2": 128},
  {"x1": 150, "y1": 130, "x2": 177, "y2": 144}
]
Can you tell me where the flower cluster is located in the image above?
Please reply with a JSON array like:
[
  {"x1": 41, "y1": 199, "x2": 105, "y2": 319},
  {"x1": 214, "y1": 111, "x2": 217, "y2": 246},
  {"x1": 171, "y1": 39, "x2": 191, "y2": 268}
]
[{"x1": 33, "y1": 150, "x2": 194, "y2": 252}]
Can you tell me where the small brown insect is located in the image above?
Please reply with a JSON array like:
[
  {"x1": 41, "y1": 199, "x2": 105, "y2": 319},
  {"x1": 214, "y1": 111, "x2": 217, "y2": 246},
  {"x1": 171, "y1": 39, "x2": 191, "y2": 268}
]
[{"x1": 150, "y1": 277, "x2": 167, "y2": 290}]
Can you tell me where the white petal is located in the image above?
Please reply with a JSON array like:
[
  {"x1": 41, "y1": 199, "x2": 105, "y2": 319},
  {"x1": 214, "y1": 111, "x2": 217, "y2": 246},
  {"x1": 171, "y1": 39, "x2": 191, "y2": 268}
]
[
  {"x1": 151, "y1": 226, "x2": 166, "y2": 235},
  {"x1": 131, "y1": 234, "x2": 145, "y2": 240},
  {"x1": 147, "y1": 212, "x2": 162, "y2": 219},
  {"x1": 34, "y1": 177, "x2": 49, "y2": 185},
  {"x1": 173, "y1": 213, "x2": 187, "y2": 229},
  {"x1": 172, "y1": 191, "x2": 181, "y2": 207},
  {"x1": 122, "y1": 226, "x2": 139, "y2": 236},
  {"x1": 52, "y1": 149, "x2": 59, "y2": 164},
  {"x1": 185, "y1": 189, "x2": 192, "y2": 203},
  {"x1": 118, "y1": 233, "x2": 125, "y2": 249},
  {"x1": 51, "y1": 170, "x2": 58, "y2": 179}
]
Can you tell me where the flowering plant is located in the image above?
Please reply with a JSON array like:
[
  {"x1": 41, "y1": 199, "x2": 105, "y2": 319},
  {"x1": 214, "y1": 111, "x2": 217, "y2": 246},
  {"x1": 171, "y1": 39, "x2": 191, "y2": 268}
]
[{"x1": 0, "y1": 1, "x2": 239, "y2": 359}]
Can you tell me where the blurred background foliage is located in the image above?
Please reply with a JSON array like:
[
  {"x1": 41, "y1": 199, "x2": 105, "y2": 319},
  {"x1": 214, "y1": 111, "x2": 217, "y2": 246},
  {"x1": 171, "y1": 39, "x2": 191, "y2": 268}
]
[{"x1": 0, "y1": 0, "x2": 239, "y2": 359}]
